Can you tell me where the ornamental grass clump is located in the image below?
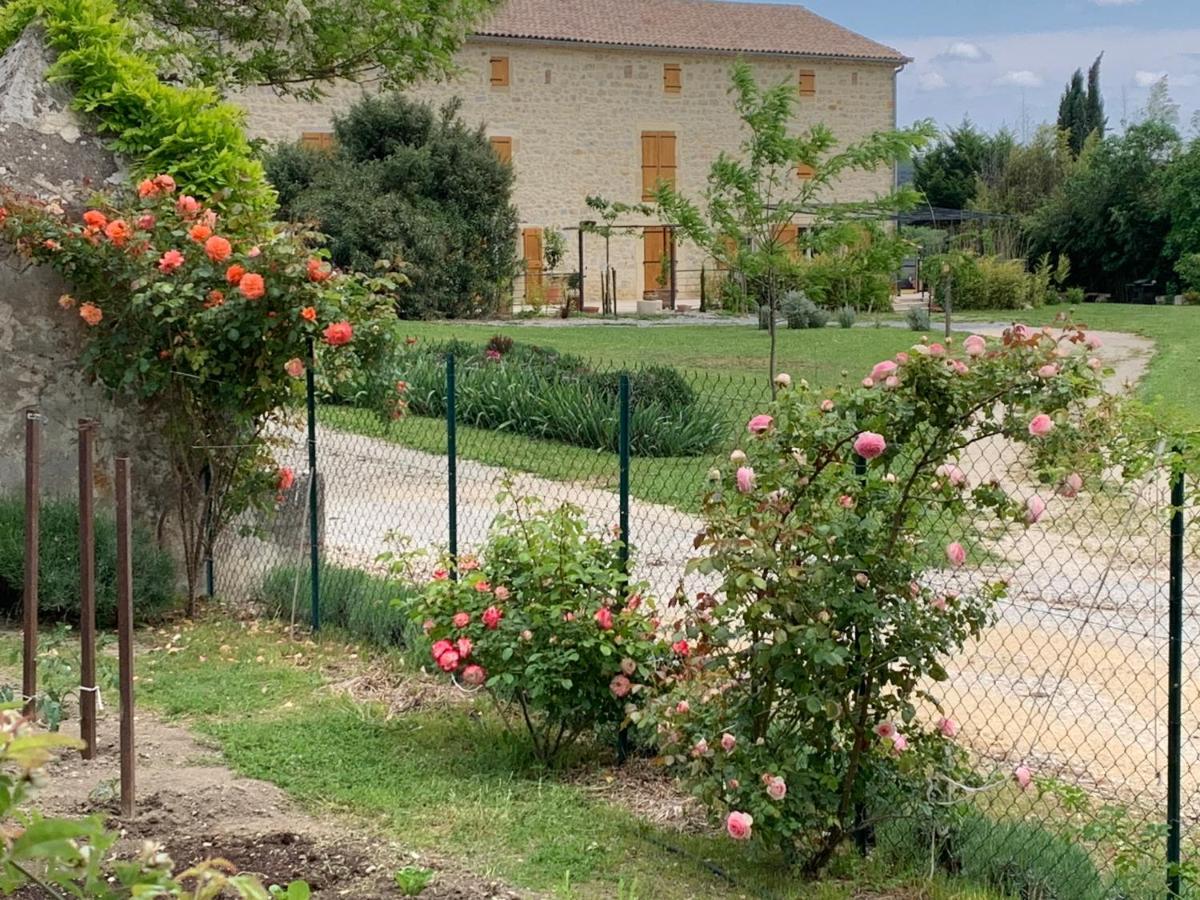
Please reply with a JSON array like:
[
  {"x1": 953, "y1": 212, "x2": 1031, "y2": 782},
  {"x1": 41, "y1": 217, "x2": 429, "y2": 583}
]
[{"x1": 634, "y1": 323, "x2": 1151, "y2": 873}]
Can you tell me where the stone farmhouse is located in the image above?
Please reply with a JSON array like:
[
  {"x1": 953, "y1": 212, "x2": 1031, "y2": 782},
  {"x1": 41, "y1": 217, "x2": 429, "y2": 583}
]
[{"x1": 236, "y1": 0, "x2": 909, "y2": 310}]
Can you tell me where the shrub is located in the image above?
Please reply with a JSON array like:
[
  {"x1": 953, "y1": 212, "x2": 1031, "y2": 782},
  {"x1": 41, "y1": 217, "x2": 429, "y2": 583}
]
[
  {"x1": 408, "y1": 493, "x2": 668, "y2": 763},
  {"x1": 835, "y1": 305, "x2": 856, "y2": 329},
  {"x1": 634, "y1": 322, "x2": 1135, "y2": 872},
  {"x1": 781, "y1": 291, "x2": 828, "y2": 329},
  {"x1": 954, "y1": 815, "x2": 1108, "y2": 899},
  {"x1": 257, "y1": 563, "x2": 415, "y2": 647},
  {"x1": 1176, "y1": 253, "x2": 1200, "y2": 293},
  {"x1": 905, "y1": 306, "x2": 931, "y2": 331},
  {"x1": 364, "y1": 340, "x2": 725, "y2": 457},
  {"x1": 1184, "y1": 290, "x2": 1200, "y2": 306},
  {"x1": 1064, "y1": 286, "x2": 1086, "y2": 305},
  {"x1": 0, "y1": 497, "x2": 176, "y2": 627},
  {"x1": 266, "y1": 94, "x2": 520, "y2": 319}
]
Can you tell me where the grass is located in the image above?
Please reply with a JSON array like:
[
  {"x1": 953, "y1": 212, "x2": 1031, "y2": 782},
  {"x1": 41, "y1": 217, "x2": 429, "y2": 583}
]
[{"x1": 131, "y1": 620, "x2": 1009, "y2": 899}]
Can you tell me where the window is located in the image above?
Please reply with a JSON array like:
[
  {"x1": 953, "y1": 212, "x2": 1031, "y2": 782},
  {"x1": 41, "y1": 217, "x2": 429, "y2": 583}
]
[
  {"x1": 641, "y1": 131, "x2": 677, "y2": 201},
  {"x1": 663, "y1": 63, "x2": 682, "y2": 94},
  {"x1": 490, "y1": 56, "x2": 510, "y2": 87},
  {"x1": 796, "y1": 162, "x2": 815, "y2": 180},
  {"x1": 299, "y1": 131, "x2": 335, "y2": 152},
  {"x1": 490, "y1": 136, "x2": 513, "y2": 165},
  {"x1": 798, "y1": 69, "x2": 816, "y2": 97},
  {"x1": 774, "y1": 223, "x2": 800, "y2": 258}
]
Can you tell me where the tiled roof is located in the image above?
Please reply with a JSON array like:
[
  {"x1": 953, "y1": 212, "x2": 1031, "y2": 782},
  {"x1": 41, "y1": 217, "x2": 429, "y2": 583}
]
[{"x1": 475, "y1": 0, "x2": 909, "y2": 63}]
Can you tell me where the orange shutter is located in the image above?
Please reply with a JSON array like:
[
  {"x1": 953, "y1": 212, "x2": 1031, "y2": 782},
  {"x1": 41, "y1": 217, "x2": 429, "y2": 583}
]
[
  {"x1": 490, "y1": 136, "x2": 513, "y2": 164},
  {"x1": 490, "y1": 56, "x2": 510, "y2": 86},
  {"x1": 522, "y1": 228, "x2": 543, "y2": 298},
  {"x1": 642, "y1": 132, "x2": 677, "y2": 200},
  {"x1": 775, "y1": 224, "x2": 799, "y2": 258},
  {"x1": 796, "y1": 162, "x2": 815, "y2": 180},
  {"x1": 798, "y1": 69, "x2": 816, "y2": 97},
  {"x1": 299, "y1": 131, "x2": 335, "y2": 152},
  {"x1": 663, "y1": 63, "x2": 682, "y2": 94}
]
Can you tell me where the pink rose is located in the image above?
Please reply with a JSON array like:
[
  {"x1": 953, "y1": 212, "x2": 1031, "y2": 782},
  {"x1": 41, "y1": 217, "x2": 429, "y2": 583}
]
[
  {"x1": 838, "y1": 495, "x2": 855, "y2": 509},
  {"x1": 455, "y1": 637, "x2": 472, "y2": 658},
  {"x1": 747, "y1": 414, "x2": 774, "y2": 435},
  {"x1": 452, "y1": 612, "x2": 470, "y2": 629},
  {"x1": 935, "y1": 464, "x2": 967, "y2": 488},
  {"x1": 946, "y1": 542, "x2": 967, "y2": 567},
  {"x1": 1037, "y1": 364, "x2": 1059, "y2": 378},
  {"x1": 520, "y1": 629, "x2": 533, "y2": 641},
  {"x1": 672, "y1": 639, "x2": 690, "y2": 657},
  {"x1": 937, "y1": 717, "x2": 958, "y2": 738},
  {"x1": 474, "y1": 580, "x2": 492, "y2": 594},
  {"x1": 895, "y1": 352, "x2": 910, "y2": 364},
  {"x1": 1086, "y1": 334, "x2": 1103, "y2": 350},
  {"x1": 422, "y1": 619, "x2": 435, "y2": 635},
  {"x1": 853, "y1": 431, "x2": 887, "y2": 460},
  {"x1": 431, "y1": 640, "x2": 453, "y2": 662},
  {"x1": 594, "y1": 607, "x2": 614, "y2": 630},
  {"x1": 1028, "y1": 414, "x2": 1054, "y2": 437},
  {"x1": 609, "y1": 674, "x2": 632, "y2": 698},
  {"x1": 820, "y1": 399, "x2": 834, "y2": 413},
  {"x1": 862, "y1": 377, "x2": 875, "y2": 389},
  {"x1": 675, "y1": 700, "x2": 690, "y2": 715},
  {"x1": 735, "y1": 466, "x2": 755, "y2": 493},
  {"x1": 692, "y1": 738, "x2": 709, "y2": 757},
  {"x1": 874, "y1": 721, "x2": 896, "y2": 739},
  {"x1": 1088, "y1": 357, "x2": 1102, "y2": 371},
  {"x1": 625, "y1": 593, "x2": 642, "y2": 611},
  {"x1": 157, "y1": 249, "x2": 185, "y2": 273},
  {"x1": 930, "y1": 594, "x2": 949, "y2": 612},
  {"x1": 765, "y1": 776, "x2": 787, "y2": 800},
  {"x1": 1026, "y1": 495, "x2": 1046, "y2": 524},
  {"x1": 726, "y1": 811, "x2": 753, "y2": 841},
  {"x1": 720, "y1": 733, "x2": 736, "y2": 752},
  {"x1": 951, "y1": 360, "x2": 970, "y2": 375},
  {"x1": 963, "y1": 335, "x2": 987, "y2": 357},
  {"x1": 890, "y1": 733, "x2": 909, "y2": 755},
  {"x1": 929, "y1": 343, "x2": 946, "y2": 357},
  {"x1": 462, "y1": 664, "x2": 486, "y2": 686},
  {"x1": 432, "y1": 568, "x2": 449, "y2": 581},
  {"x1": 437, "y1": 649, "x2": 460, "y2": 672},
  {"x1": 620, "y1": 657, "x2": 637, "y2": 676},
  {"x1": 884, "y1": 375, "x2": 900, "y2": 389},
  {"x1": 284, "y1": 357, "x2": 305, "y2": 378},
  {"x1": 494, "y1": 586, "x2": 510, "y2": 601},
  {"x1": 870, "y1": 360, "x2": 898, "y2": 381},
  {"x1": 1014, "y1": 765, "x2": 1033, "y2": 790},
  {"x1": 1059, "y1": 472, "x2": 1084, "y2": 498},
  {"x1": 482, "y1": 606, "x2": 503, "y2": 630}
]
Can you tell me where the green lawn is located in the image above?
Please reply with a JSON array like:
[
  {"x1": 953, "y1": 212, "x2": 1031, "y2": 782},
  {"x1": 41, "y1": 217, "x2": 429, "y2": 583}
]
[{"x1": 131, "y1": 621, "x2": 1007, "y2": 900}]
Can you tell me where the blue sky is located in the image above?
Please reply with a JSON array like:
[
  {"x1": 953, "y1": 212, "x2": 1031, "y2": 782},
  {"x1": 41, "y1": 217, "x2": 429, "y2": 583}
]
[{"x1": 752, "y1": 0, "x2": 1200, "y2": 136}]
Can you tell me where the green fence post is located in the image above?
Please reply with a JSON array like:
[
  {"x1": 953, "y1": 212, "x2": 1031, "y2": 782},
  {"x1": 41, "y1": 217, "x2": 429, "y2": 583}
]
[
  {"x1": 618, "y1": 374, "x2": 631, "y2": 577},
  {"x1": 305, "y1": 336, "x2": 320, "y2": 631},
  {"x1": 202, "y1": 464, "x2": 214, "y2": 598},
  {"x1": 447, "y1": 353, "x2": 458, "y2": 580},
  {"x1": 1168, "y1": 451, "x2": 1184, "y2": 896}
]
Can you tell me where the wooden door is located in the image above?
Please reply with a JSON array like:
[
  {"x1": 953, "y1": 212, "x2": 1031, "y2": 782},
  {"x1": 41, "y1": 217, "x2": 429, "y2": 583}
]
[
  {"x1": 643, "y1": 227, "x2": 673, "y2": 296},
  {"x1": 641, "y1": 132, "x2": 677, "y2": 201},
  {"x1": 522, "y1": 228, "x2": 543, "y2": 299}
]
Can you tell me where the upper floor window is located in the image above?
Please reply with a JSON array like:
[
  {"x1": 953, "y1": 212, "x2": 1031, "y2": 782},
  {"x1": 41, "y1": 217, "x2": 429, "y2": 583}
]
[
  {"x1": 796, "y1": 162, "x2": 815, "y2": 180},
  {"x1": 641, "y1": 131, "x2": 677, "y2": 200},
  {"x1": 490, "y1": 136, "x2": 513, "y2": 165},
  {"x1": 663, "y1": 63, "x2": 682, "y2": 94},
  {"x1": 299, "y1": 131, "x2": 335, "y2": 152},
  {"x1": 798, "y1": 69, "x2": 816, "y2": 97},
  {"x1": 490, "y1": 56, "x2": 510, "y2": 87}
]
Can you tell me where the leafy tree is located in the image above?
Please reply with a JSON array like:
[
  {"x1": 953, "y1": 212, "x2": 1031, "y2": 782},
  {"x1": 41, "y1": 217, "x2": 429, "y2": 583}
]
[
  {"x1": 267, "y1": 94, "x2": 520, "y2": 319},
  {"x1": 641, "y1": 61, "x2": 932, "y2": 391},
  {"x1": 1057, "y1": 55, "x2": 1105, "y2": 155},
  {"x1": 1140, "y1": 75, "x2": 1180, "y2": 127},
  {"x1": 116, "y1": 0, "x2": 498, "y2": 98},
  {"x1": 974, "y1": 126, "x2": 1075, "y2": 217},
  {"x1": 914, "y1": 122, "x2": 1003, "y2": 209},
  {"x1": 1027, "y1": 120, "x2": 1180, "y2": 293},
  {"x1": 1163, "y1": 138, "x2": 1200, "y2": 267}
]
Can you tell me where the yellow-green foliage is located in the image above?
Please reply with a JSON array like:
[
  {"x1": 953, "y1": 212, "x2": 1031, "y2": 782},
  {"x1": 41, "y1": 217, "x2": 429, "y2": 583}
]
[{"x1": 2, "y1": 0, "x2": 275, "y2": 222}]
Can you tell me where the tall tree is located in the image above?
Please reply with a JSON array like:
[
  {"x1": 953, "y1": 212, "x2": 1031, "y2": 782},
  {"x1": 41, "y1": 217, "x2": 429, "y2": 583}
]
[
  {"x1": 913, "y1": 121, "x2": 994, "y2": 209},
  {"x1": 1057, "y1": 69, "x2": 1089, "y2": 155},
  {"x1": 1085, "y1": 53, "x2": 1106, "y2": 141}
]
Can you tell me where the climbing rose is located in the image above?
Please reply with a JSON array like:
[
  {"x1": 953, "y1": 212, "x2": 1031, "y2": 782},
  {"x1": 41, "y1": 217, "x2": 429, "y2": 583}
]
[
  {"x1": 747, "y1": 414, "x2": 773, "y2": 435},
  {"x1": 1028, "y1": 414, "x2": 1054, "y2": 437},
  {"x1": 276, "y1": 467, "x2": 295, "y2": 491},
  {"x1": 726, "y1": 811, "x2": 753, "y2": 841},
  {"x1": 284, "y1": 358, "x2": 305, "y2": 378},
  {"x1": 175, "y1": 195, "x2": 201, "y2": 217},
  {"x1": 1026, "y1": 495, "x2": 1047, "y2": 524},
  {"x1": 609, "y1": 674, "x2": 632, "y2": 698},
  {"x1": 153, "y1": 174, "x2": 176, "y2": 193},
  {"x1": 462, "y1": 664, "x2": 487, "y2": 686},
  {"x1": 104, "y1": 219, "x2": 131, "y2": 246},
  {"x1": 774, "y1": 372, "x2": 792, "y2": 389},
  {"x1": 323, "y1": 321, "x2": 354, "y2": 346},
  {"x1": 452, "y1": 612, "x2": 470, "y2": 629},
  {"x1": 870, "y1": 360, "x2": 897, "y2": 381},
  {"x1": 765, "y1": 776, "x2": 787, "y2": 800},
  {"x1": 946, "y1": 542, "x2": 967, "y2": 567},
  {"x1": 930, "y1": 595, "x2": 949, "y2": 612},
  {"x1": 225, "y1": 264, "x2": 246, "y2": 285},
  {"x1": 937, "y1": 717, "x2": 958, "y2": 738},
  {"x1": 890, "y1": 733, "x2": 909, "y2": 755},
  {"x1": 594, "y1": 607, "x2": 614, "y2": 630},
  {"x1": 874, "y1": 722, "x2": 896, "y2": 739},
  {"x1": 137, "y1": 179, "x2": 157, "y2": 198},
  {"x1": 204, "y1": 235, "x2": 232, "y2": 263},
  {"x1": 306, "y1": 258, "x2": 332, "y2": 282},
  {"x1": 455, "y1": 637, "x2": 472, "y2": 658},
  {"x1": 721, "y1": 733, "x2": 736, "y2": 752},
  {"x1": 437, "y1": 649, "x2": 460, "y2": 672},
  {"x1": 238, "y1": 273, "x2": 266, "y2": 300},
  {"x1": 204, "y1": 290, "x2": 225, "y2": 309},
  {"x1": 78, "y1": 302, "x2": 103, "y2": 326},
  {"x1": 1059, "y1": 472, "x2": 1084, "y2": 498},
  {"x1": 936, "y1": 464, "x2": 967, "y2": 488},
  {"x1": 300, "y1": 306, "x2": 318, "y2": 322},
  {"x1": 82, "y1": 209, "x2": 107, "y2": 229},
  {"x1": 853, "y1": 431, "x2": 887, "y2": 460},
  {"x1": 188, "y1": 223, "x2": 212, "y2": 243},
  {"x1": 430, "y1": 640, "x2": 453, "y2": 662},
  {"x1": 482, "y1": 606, "x2": 503, "y2": 630},
  {"x1": 735, "y1": 466, "x2": 755, "y2": 493},
  {"x1": 963, "y1": 335, "x2": 987, "y2": 357},
  {"x1": 1014, "y1": 766, "x2": 1033, "y2": 790},
  {"x1": 136, "y1": 213, "x2": 156, "y2": 230},
  {"x1": 157, "y1": 249, "x2": 185, "y2": 274}
]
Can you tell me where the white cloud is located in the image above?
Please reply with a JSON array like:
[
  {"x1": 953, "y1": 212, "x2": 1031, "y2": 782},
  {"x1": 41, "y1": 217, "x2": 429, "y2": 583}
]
[
  {"x1": 934, "y1": 41, "x2": 990, "y2": 63},
  {"x1": 995, "y1": 70, "x2": 1044, "y2": 88},
  {"x1": 1090, "y1": 0, "x2": 1142, "y2": 6},
  {"x1": 1134, "y1": 69, "x2": 1167, "y2": 87},
  {"x1": 918, "y1": 71, "x2": 949, "y2": 92}
]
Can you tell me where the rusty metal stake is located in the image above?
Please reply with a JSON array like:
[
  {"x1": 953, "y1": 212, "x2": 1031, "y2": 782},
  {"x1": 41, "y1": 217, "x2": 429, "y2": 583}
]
[
  {"x1": 78, "y1": 419, "x2": 97, "y2": 759},
  {"x1": 115, "y1": 457, "x2": 135, "y2": 817}
]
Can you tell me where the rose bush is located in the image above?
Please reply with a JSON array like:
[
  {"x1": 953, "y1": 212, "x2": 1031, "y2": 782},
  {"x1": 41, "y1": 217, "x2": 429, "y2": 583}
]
[
  {"x1": 409, "y1": 491, "x2": 669, "y2": 763},
  {"x1": 633, "y1": 323, "x2": 1143, "y2": 872},
  {"x1": 0, "y1": 181, "x2": 396, "y2": 611}
]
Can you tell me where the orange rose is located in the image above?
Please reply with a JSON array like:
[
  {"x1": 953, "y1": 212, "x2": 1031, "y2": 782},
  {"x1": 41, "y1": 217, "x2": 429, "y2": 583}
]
[
  {"x1": 238, "y1": 272, "x2": 266, "y2": 300},
  {"x1": 300, "y1": 306, "x2": 318, "y2": 323},
  {"x1": 322, "y1": 321, "x2": 354, "y2": 346},
  {"x1": 137, "y1": 178, "x2": 158, "y2": 198},
  {"x1": 152, "y1": 174, "x2": 176, "y2": 193},
  {"x1": 306, "y1": 258, "x2": 332, "y2": 282},
  {"x1": 204, "y1": 235, "x2": 232, "y2": 263},
  {"x1": 104, "y1": 219, "x2": 132, "y2": 246},
  {"x1": 188, "y1": 224, "x2": 213, "y2": 243},
  {"x1": 225, "y1": 264, "x2": 246, "y2": 285},
  {"x1": 204, "y1": 290, "x2": 225, "y2": 309},
  {"x1": 79, "y1": 302, "x2": 103, "y2": 326},
  {"x1": 57, "y1": 294, "x2": 76, "y2": 309},
  {"x1": 82, "y1": 210, "x2": 107, "y2": 230},
  {"x1": 176, "y1": 195, "x2": 201, "y2": 218}
]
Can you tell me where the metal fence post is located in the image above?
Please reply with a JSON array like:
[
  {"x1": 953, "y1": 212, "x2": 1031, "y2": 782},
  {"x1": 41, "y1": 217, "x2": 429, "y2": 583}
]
[
  {"x1": 943, "y1": 265, "x2": 953, "y2": 339},
  {"x1": 201, "y1": 464, "x2": 214, "y2": 598},
  {"x1": 305, "y1": 337, "x2": 321, "y2": 631},
  {"x1": 447, "y1": 353, "x2": 458, "y2": 579},
  {"x1": 78, "y1": 418, "x2": 97, "y2": 759},
  {"x1": 618, "y1": 374, "x2": 631, "y2": 577},
  {"x1": 1168, "y1": 453, "x2": 1184, "y2": 897},
  {"x1": 115, "y1": 457, "x2": 135, "y2": 818},
  {"x1": 577, "y1": 224, "x2": 585, "y2": 314},
  {"x1": 22, "y1": 409, "x2": 40, "y2": 717}
]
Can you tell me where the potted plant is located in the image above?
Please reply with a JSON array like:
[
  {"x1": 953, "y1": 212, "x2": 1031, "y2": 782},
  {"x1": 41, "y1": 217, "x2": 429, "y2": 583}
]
[{"x1": 543, "y1": 228, "x2": 567, "y2": 304}]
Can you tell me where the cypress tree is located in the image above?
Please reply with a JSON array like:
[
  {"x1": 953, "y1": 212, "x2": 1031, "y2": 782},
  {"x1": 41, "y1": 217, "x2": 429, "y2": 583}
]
[
  {"x1": 1057, "y1": 69, "x2": 1088, "y2": 154},
  {"x1": 1085, "y1": 53, "x2": 1106, "y2": 142}
]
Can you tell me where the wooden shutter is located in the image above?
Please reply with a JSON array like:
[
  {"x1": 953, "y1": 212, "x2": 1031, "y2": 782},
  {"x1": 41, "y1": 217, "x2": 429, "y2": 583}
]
[
  {"x1": 663, "y1": 63, "x2": 682, "y2": 94},
  {"x1": 490, "y1": 56, "x2": 510, "y2": 86},
  {"x1": 641, "y1": 131, "x2": 677, "y2": 201},
  {"x1": 796, "y1": 162, "x2": 815, "y2": 180},
  {"x1": 798, "y1": 69, "x2": 816, "y2": 97},
  {"x1": 522, "y1": 227, "x2": 543, "y2": 298},
  {"x1": 299, "y1": 131, "x2": 335, "y2": 152},
  {"x1": 775, "y1": 224, "x2": 799, "y2": 258},
  {"x1": 490, "y1": 136, "x2": 513, "y2": 164}
]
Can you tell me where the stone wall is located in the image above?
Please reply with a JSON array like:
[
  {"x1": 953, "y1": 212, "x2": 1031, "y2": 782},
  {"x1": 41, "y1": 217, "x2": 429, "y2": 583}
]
[{"x1": 236, "y1": 39, "x2": 899, "y2": 304}]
